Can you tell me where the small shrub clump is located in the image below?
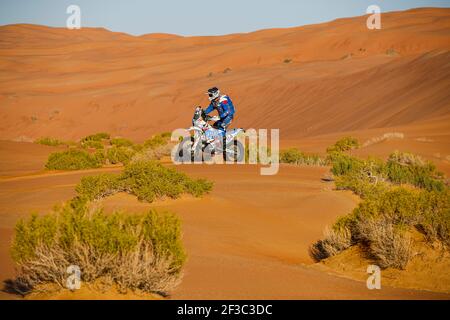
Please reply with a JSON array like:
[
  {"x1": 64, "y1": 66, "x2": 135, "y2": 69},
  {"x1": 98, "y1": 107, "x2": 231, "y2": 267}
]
[
  {"x1": 45, "y1": 149, "x2": 103, "y2": 170},
  {"x1": 81, "y1": 140, "x2": 104, "y2": 150},
  {"x1": 326, "y1": 136, "x2": 360, "y2": 154},
  {"x1": 73, "y1": 160, "x2": 213, "y2": 204},
  {"x1": 106, "y1": 146, "x2": 136, "y2": 165},
  {"x1": 280, "y1": 148, "x2": 326, "y2": 166},
  {"x1": 121, "y1": 161, "x2": 213, "y2": 203},
  {"x1": 35, "y1": 137, "x2": 66, "y2": 147},
  {"x1": 328, "y1": 152, "x2": 365, "y2": 177},
  {"x1": 310, "y1": 226, "x2": 352, "y2": 261},
  {"x1": 110, "y1": 138, "x2": 134, "y2": 148},
  {"x1": 81, "y1": 132, "x2": 110, "y2": 143},
  {"x1": 144, "y1": 132, "x2": 171, "y2": 149},
  {"x1": 80, "y1": 133, "x2": 110, "y2": 149},
  {"x1": 43, "y1": 132, "x2": 175, "y2": 170},
  {"x1": 75, "y1": 173, "x2": 125, "y2": 201},
  {"x1": 385, "y1": 151, "x2": 445, "y2": 192}
]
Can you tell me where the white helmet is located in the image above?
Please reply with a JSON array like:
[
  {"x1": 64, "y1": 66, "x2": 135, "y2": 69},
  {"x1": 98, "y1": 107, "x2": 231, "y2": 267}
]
[{"x1": 207, "y1": 87, "x2": 220, "y2": 101}]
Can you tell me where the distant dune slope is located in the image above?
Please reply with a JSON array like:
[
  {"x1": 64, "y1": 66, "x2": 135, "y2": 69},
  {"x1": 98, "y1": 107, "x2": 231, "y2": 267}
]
[{"x1": 0, "y1": 8, "x2": 449, "y2": 141}]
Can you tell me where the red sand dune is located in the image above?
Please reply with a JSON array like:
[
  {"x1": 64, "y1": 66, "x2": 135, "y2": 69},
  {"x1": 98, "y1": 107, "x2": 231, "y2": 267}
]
[{"x1": 0, "y1": 8, "x2": 449, "y2": 142}]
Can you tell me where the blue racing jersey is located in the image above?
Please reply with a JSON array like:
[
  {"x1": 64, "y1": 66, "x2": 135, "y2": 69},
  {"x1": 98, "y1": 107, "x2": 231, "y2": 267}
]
[{"x1": 204, "y1": 95, "x2": 235, "y2": 119}]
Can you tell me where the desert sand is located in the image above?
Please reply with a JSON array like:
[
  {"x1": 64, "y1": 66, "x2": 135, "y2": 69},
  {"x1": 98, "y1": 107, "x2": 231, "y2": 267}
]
[
  {"x1": 0, "y1": 142, "x2": 448, "y2": 299},
  {"x1": 0, "y1": 8, "x2": 449, "y2": 299}
]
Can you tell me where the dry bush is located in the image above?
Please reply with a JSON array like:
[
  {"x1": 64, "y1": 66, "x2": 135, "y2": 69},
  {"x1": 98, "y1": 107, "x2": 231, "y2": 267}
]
[
  {"x1": 310, "y1": 226, "x2": 352, "y2": 261},
  {"x1": 355, "y1": 218, "x2": 412, "y2": 269},
  {"x1": 113, "y1": 240, "x2": 182, "y2": 294},
  {"x1": 12, "y1": 245, "x2": 68, "y2": 295},
  {"x1": 388, "y1": 150, "x2": 424, "y2": 166},
  {"x1": 280, "y1": 148, "x2": 326, "y2": 166},
  {"x1": 131, "y1": 143, "x2": 174, "y2": 162},
  {"x1": 11, "y1": 204, "x2": 186, "y2": 296}
]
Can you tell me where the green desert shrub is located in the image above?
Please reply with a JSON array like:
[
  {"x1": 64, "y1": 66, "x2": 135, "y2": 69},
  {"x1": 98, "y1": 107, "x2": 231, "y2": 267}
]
[
  {"x1": 81, "y1": 132, "x2": 110, "y2": 143},
  {"x1": 81, "y1": 140, "x2": 104, "y2": 150},
  {"x1": 35, "y1": 137, "x2": 66, "y2": 147},
  {"x1": 280, "y1": 148, "x2": 302, "y2": 164},
  {"x1": 316, "y1": 140, "x2": 449, "y2": 268},
  {"x1": 144, "y1": 132, "x2": 171, "y2": 149},
  {"x1": 328, "y1": 152, "x2": 364, "y2": 176},
  {"x1": 326, "y1": 136, "x2": 360, "y2": 154},
  {"x1": 121, "y1": 161, "x2": 213, "y2": 202},
  {"x1": 45, "y1": 149, "x2": 102, "y2": 170},
  {"x1": 79, "y1": 132, "x2": 110, "y2": 149},
  {"x1": 352, "y1": 188, "x2": 425, "y2": 230},
  {"x1": 313, "y1": 186, "x2": 450, "y2": 267},
  {"x1": 110, "y1": 137, "x2": 134, "y2": 148},
  {"x1": 330, "y1": 149, "x2": 445, "y2": 193},
  {"x1": 183, "y1": 178, "x2": 215, "y2": 197},
  {"x1": 418, "y1": 189, "x2": 450, "y2": 246},
  {"x1": 335, "y1": 173, "x2": 389, "y2": 199},
  {"x1": 131, "y1": 144, "x2": 144, "y2": 152},
  {"x1": 75, "y1": 173, "x2": 125, "y2": 201},
  {"x1": 280, "y1": 148, "x2": 325, "y2": 166},
  {"x1": 72, "y1": 160, "x2": 213, "y2": 204},
  {"x1": 93, "y1": 149, "x2": 106, "y2": 164},
  {"x1": 333, "y1": 156, "x2": 387, "y2": 198},
  {"x1": 385, "y1": 151, "x2": 445, "y2": 191},
  {"x1": 11, "y1": 203, "x2": 186, "y2": 295},
  {"x1": 106, "y1": 146, "x2": 136, "y2": 165},
  {"x1": 140, "y1": 209, "x2": 186, "y2": 271}
]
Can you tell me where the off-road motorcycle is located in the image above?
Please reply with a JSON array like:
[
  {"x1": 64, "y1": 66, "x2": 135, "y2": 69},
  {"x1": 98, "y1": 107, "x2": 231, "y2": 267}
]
[{"x1": 175, "y1": 107, "x2": 245, "y2": 163}]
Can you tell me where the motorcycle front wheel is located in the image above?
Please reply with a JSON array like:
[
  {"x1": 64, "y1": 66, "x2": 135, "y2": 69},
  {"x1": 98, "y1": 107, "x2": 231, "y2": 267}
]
[
  {"x1": 174, "y1": 136, "x2": 198, "y2": 163},
  {"x1": 224, "y1": 140, "x2": 244, "y2": 163}
]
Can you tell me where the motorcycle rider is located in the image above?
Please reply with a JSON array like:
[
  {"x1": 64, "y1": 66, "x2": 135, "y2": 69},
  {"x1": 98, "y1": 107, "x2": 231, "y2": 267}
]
[{"x1": 204, "y1": 87, "x2": 235, "y2": 135}]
